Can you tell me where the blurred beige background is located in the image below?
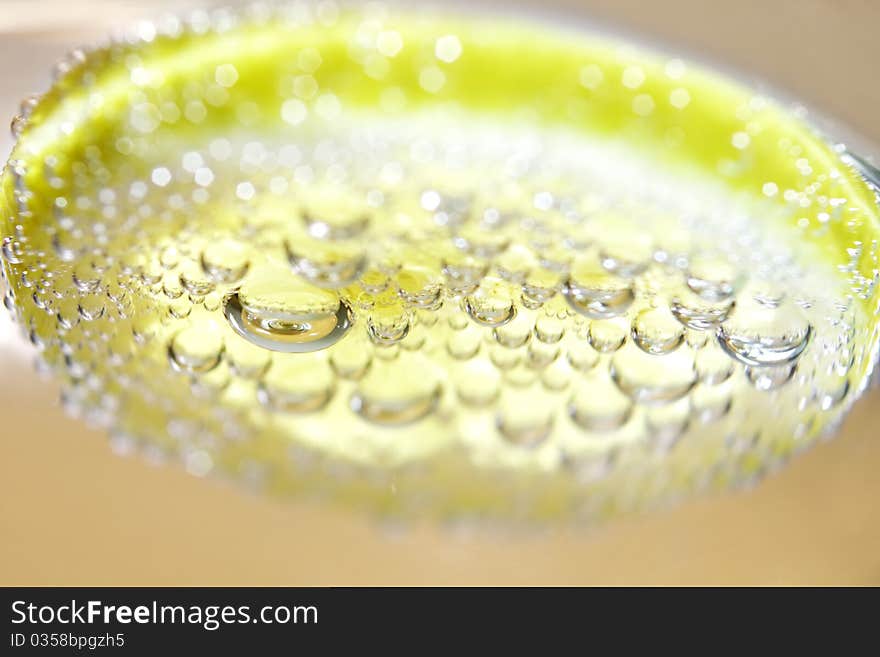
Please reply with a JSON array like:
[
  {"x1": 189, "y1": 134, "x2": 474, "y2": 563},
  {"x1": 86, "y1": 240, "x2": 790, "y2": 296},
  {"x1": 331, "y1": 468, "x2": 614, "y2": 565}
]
[{"x1": 1, "y1": 0, "x2": 879, "y2": 585}]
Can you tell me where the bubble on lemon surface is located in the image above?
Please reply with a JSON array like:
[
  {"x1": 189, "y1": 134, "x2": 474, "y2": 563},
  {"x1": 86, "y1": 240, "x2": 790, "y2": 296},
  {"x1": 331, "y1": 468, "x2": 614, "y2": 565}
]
[
  {"x1": 179, "y1": 260, "x2": 216, "y2": 297},
  {"x1": 352, "y1": 353, "x2": 442, "y2": 425},
  {"x1": 695, "y1": 344, "x2": 735, "y2": 384},
  {"x1": 610, "y1": 343, "x2": 697, "y2": 404},
  {"x1": 465, "y1": 277, "x2": 516, "y2": 326},
  {"x1": 565, "y1": 337, "x2": 600, "y2": 372},
  {"x1": 632, "y1": 306, "x2": 684, "y2": 354},
  {"x1": 717, "y1": 298, "x2": 811, "y2": 367},
  {"x1": 522, "y1": 268, "x2": 561, "y2": 308},
  {"x1": 286, "y1": 238, "x2": 366, "y2": 288},
  {"x1": 692, "y1": 382, "x2": 733, "y2": 423},
  {"x1": 588, "y1": 318, "x2": 628, "y2": 352},
  {"x1": 447, "y1": 324, "x2": 483, "y2": 359},
  {"x1": 224, "y1": 263, "x2": 351, "y2": 352},
  {"x1": 745, "y1": 363, "x2": 797, "y2": 391},
  {"x1": 454, "y1": 360, "x2": 501, "y2": 406},
  {"x1": 497, "y1": 388, "x2": 554, "y2": 447},
  {"x1": 534, "y1": 315, "x2": 565, "y2": 344},
  {"x1": 301, "y1": 183, "x2": 371, "y2": 240},
  {"x1": 443, "y1": 252, "x2": 489, "y2": 292},
  {"x1": 686, "y1": 253, "x2": 741, "y2": 301},
  {"x1": 367, "y1": 301, "x2": 411, "y2": 345},
  {"x1": 397, "y1": 265, "x2": 444, "y2": 309},
  {"x1": 224, "y1": 333, "x2": 271, "y2": 378},
  {"x1": 646, "y1": 398, "x2": 691, "y2": 447},
  {"x1": 493, "y1": 312, "x2": 533, "y2": 348},
  {"x1": 259, "y1": 353, "x2": 336, "y2": 412},
  {"x1": 670, "y1": 287, "x2": 734, "y2": 330},
  {"x1": 201, "y1": 239, "x2": 250, "y2": 283},
  {"x1": 598, "y1": 228, "x2": 653, "y2": 277},
  {"x1": 329, "y1": 332, "x2": 373, "y2": 379},
  {"x1": 169, "y1": 322, "x2": 224, "y2": 373},
  {"x1": 565, "y1": 256, "x2": 634, "y2": 319},
  {"x1": 568, "y1": 369, "x2": 633, "y2": 431}
]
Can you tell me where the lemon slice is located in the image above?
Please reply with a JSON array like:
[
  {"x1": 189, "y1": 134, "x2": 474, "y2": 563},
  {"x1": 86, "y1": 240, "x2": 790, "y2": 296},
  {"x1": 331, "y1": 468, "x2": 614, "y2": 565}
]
[{"x1": 2, "y1": 4, "x2": 878, "y2": 524}]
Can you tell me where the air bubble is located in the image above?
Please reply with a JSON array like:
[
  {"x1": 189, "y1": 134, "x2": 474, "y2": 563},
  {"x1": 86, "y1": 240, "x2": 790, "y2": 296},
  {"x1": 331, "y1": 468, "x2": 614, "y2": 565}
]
[
  {"x1": 493, "y1": 312, "x2": 533, "y2": 348},
  {"x1": 359, "y1": 269, "x2": 389, "y2": 295},
  {"x1": 599, "y1": 234, "x2": 652, "y2": 277},
  {"x1": 488, "y1": 343, "x2": 521, "y2": 370},
  {"x1": 746, "y1": 363, "x2": 796, "y2": 391},
  {"x1": 691, "y1": 382, "x2": 733, "y2": 422},
  {"x1": 224, "y1": 334, "x2": 271, "y2": 378},
  {"x1": 541, "y1": 358, "x2": 573, "y2": 390},
  {"x1": 535, "y1": 315, "x2": 565, "y2": 343},
  {"x1": 397, "y1": 266, "x2": 443, "y2": 309},
  {"x1": 610, "y1": 343, "x2": 696, "y2": 403},
  {"x1": 646, "y1": 398, "x2": 690, "y2": 448},
  {"x1": 1, "y1": 237, "x2": 23, "y2": 264},
  {"x1": 446, "y1": 325, "x2": 482, "y2": 359},
  {"x1": 816, "y1": 375, "x2": 849, "y2": 410},
  {"x1": 588, "y1": 318, "x2": 628, "y2": 352},
  {"x1": 521, "y1": 268, "x2": 560, "y2": 307},
  {"x1": 670, "y1": 288, "x2": 734, "y2": 330},
  {"x1": 224, "y1": 265, "x2": 351, "y2": 353},
  {"x1": 77, "y1": 297, "x2": 106, "y2": 321},
  {"x1": 527, "y1": 340, "x2": 559, "y2": 369},
  {"x1": 631, "y1": 306, "x2": 684, "y2": 354},
  {"x1": 443, "y1": 254, "x2": 489, "y2": 292},
  {"x1": 454, "y1": 225, "x2": 509, "y2": 258},
  {"x1": 569, "y1": 370, "x2": 633, "y2": 431},
  {"x1": 695, "y1": 345, "x2": 735, "y2": 384},
  {"x1": 497, "y1": 389, "x2": 554, "y2": 447},
  {"x1": 179, "y1": 260, "x2": 216, "y2": 296},
  {"x1": 72, "y1": 262, "x2": 101, "y2": 292},
  {"x1": 352, "y1": 354, "x2": 441, "y2": 425},
  {"x1": 259, "y1": 353, "x2": 335, "y2": 412},
  {"x1": 301, "y1": 185, "x2": 370, "y2": 239},
  {"x1": 286, "y1": 238, "x2": 365, "y2": 287},
  {"x1": 564, "y1": 257, "x2": 634, "y2": 319},
  {"x1": 169, "y1": 323, "x2": 224, "y2": 373},
  {"x1": 454, "y1": 360, "x2": 501, "y2": 406},
  {"x1": 565, "y1": 337, "x2": 600, "y2": 371},
  {"x1": 367, "y1": 303, "x2": 411, "y2": 345},
  {"x1": 465, "y1": 278, "x2": 516, "y2": 326},
  {"x1": 717, "y1": 299, "x2": 811, "y2": 367},
  {"x1": 750, "y1": 281, "x2": 786, "y2": 308},
  {"x1": 329, "y1": 333, "x2": 373, "y2": 379},
  {"x1": 496, "y1": 244, "x2": 537, "y2": 283},
  {"x1": 686, "y1": 254, "x2": 740, "y2": 300},
  {"x1": 201, "y1": 239, "x2": 250, "y2": 282}
]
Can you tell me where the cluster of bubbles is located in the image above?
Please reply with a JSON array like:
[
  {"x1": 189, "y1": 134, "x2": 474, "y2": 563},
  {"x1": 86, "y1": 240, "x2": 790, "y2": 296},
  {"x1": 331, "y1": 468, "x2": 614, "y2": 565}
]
[{"x1": 0, "y1": 4, "x2": 872, "y2": 522}]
